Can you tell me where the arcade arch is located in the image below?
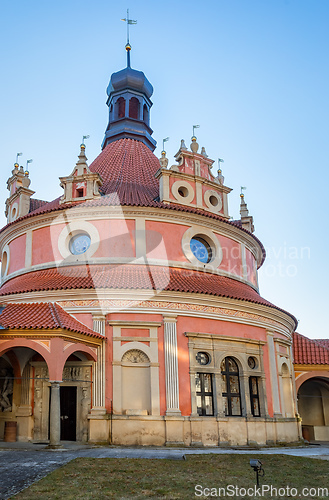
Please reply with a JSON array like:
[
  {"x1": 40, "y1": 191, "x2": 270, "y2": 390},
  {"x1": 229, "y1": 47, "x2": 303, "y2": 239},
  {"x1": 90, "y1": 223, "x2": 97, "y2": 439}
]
[{"x1": 298, "y1": 377, "x2": 329, "y2": 442}]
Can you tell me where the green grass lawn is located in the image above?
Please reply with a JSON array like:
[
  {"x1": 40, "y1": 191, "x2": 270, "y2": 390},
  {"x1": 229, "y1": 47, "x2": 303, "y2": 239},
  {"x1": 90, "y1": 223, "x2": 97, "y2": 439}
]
[{"x1": 14, "y1": 454, "x2": 329, "y2": 499}]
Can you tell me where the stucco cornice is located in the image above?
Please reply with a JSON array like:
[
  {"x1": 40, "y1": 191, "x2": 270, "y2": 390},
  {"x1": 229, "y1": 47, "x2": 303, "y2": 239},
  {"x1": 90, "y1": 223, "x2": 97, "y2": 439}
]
[{"x1": 0, "y1": 288, "x2": 295, "y2": 338}]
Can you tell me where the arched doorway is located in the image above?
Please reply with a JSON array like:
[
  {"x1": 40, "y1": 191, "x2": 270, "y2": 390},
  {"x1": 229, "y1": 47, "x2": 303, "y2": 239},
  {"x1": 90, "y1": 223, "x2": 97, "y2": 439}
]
[{"x1": 298, "y1": 377, "x2": 329, "y2": 441}]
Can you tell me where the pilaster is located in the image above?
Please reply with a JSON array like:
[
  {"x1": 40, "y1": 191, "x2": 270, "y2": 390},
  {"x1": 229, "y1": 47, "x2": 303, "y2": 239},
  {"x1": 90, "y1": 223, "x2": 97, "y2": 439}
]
[
  {"x1": 163, "y1": 315, "x2": 181, "y2": 416},
  {"x1": 267, "y1": 331, "x2": 281, "y2": 416}
]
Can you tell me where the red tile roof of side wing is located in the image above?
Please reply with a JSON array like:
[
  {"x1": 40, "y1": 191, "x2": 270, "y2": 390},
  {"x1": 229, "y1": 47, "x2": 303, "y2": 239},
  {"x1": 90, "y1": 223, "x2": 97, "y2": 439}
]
[
  {"x1": 89, "y1": 138, "x2": 160, "y2": 202},
  {"x1": 0, "y1": 265, "x2": 296, "y2": 325},
  {"x1": 0, "y1": 302, "x2": 102, "y2": 339},
  {"x1": 293, "y1": 332, "x2": 329, "y2": 365},
  {"x1": 314, "y1": 339, "x2": 329, "y2": 349}
]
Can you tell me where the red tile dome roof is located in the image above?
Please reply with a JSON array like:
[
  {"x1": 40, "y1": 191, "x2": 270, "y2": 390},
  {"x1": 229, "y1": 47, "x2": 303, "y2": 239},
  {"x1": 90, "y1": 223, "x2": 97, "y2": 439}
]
[
  {"x1": 0, "y1": 265, "x2": 297, "y2": 326},
  {"x1": 89, "y1": 138, "x2": 160, "y2": 202}
]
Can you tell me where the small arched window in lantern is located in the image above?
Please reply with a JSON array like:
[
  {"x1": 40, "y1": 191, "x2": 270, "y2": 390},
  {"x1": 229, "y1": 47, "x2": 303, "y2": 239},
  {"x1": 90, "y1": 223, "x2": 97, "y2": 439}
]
[
  {"x1": 129, "y1": 97, "x2": 140, "y2": 120},
  {"x1": 143, "y1": 104, "x2": 149, "y2": 125},
  {"x1": 116, "y1": 97, "x2": 126, "y2": 119}
]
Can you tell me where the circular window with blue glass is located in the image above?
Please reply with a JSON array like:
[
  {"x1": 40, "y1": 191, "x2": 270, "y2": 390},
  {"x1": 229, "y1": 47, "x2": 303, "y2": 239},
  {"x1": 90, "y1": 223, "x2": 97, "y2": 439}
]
[
  {"x1": 69, "y1": 233, "x2": 91, "y2": 255},
  {"x1": 190, "y1": 236, "x2": 212, "y2": 264}
]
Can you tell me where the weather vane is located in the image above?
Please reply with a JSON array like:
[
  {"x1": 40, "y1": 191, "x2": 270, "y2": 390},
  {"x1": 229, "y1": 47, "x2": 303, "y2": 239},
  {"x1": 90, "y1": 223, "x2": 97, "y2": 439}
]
[
  {"x1": 241, "y1": 186, "x2": 247, "y2": 195},
  {"x1": 192, "y1": 125, "x2": 200, "y2": 138},
  {"x1": 218, "y1": 158, "x2": 224, "y2": 168},
  {"x1": 162, "y1": 137, "x2": 169, "y2": 152},
  {"x1": 121, "y1": 9, "x2": 137, "y2": 46},
  {"x1": 82, "y1": 135, "x2": 90, "y2": 145},
  {"x1": 15, "y1": 152, "x2": 22, "y2": 165},
  {"x1": 25, "y1": 159, "x2": 33, "y2": 175}
]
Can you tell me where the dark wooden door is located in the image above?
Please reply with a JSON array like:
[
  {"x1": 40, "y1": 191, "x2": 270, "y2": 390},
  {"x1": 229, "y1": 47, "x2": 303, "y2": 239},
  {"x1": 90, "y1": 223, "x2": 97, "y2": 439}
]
[{"x1": 60, "y1": 386, "x2": 77, "y2": 441}]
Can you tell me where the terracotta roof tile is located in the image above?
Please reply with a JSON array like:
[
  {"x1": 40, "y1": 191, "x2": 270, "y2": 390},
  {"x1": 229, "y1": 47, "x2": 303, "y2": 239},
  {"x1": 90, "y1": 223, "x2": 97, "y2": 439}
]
[
  {"x1": 0, "y1": 265, "x2": 296, "y2": 324},
  {"x1": 314, "y1": 339, "x2": 329, "y2": 349},
  {"x1": 0, "y1": 302, "x2": 102, "y2": 338},
  {"x1": 89, "y1": 138, "x2": 160, "y2": 202},
  {"x1": 292, "y1": 332, "x2": 329, "y2": 365},
  {"x1": 29, "y1": 198, "x2": 49, "y2": 212}
]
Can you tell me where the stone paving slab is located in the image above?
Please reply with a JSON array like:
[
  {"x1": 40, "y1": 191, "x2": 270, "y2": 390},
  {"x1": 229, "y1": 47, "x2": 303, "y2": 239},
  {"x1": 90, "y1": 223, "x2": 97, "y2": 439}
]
[{"x1": 1, "y1": 443, "x2": 329, "y2": 499}]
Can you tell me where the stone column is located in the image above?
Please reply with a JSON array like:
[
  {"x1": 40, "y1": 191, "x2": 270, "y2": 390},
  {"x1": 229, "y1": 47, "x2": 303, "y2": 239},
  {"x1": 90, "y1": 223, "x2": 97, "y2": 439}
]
[
  {"x1": 163, "y1": 316, "x2": 181, "y2": 415},
  {"x1": 49, "y1": 382, "x2": 61, "y2": 448}
]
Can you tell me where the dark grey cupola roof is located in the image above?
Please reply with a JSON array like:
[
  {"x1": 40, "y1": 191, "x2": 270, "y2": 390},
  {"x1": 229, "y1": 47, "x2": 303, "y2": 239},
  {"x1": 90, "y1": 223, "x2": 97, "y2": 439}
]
[
  {"x1": 102, "y1": 44, "x2": 156, "y2": 151},
  {"x1": 107, "y1": 66, "x2": 153, "y2": 99}
]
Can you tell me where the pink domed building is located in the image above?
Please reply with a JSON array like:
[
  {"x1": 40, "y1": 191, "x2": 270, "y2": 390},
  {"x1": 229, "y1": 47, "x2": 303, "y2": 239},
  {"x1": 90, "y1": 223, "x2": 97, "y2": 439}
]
[{"x1": 0, "y1": 45, "x2": 301, "y2": 446}]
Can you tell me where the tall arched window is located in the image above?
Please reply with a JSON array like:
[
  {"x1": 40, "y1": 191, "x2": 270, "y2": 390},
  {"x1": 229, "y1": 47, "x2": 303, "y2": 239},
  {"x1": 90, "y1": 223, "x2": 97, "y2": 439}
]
[
  {"x1": 116, "y1": 97, "x2": 125, "y2": 119},
  {"x1": 221, "y1": 357, "x2": 242, "y2": 416},
  {"x1": 129, "y1": 97, "x2": 140, "y2": 119},
  {"x1": 143, "y1": 104, "x2": 149, "y2": 125}
]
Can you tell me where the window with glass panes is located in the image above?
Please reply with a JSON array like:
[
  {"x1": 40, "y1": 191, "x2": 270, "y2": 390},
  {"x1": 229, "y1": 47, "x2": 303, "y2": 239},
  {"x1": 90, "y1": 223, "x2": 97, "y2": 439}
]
[
  {"x1": 249, "y1": 376, "x2": 260, "y2": 417},
  {"x1": 195, "y1": 373, "x2": 214, "y2": 416},
  {"x1": 221, "y1": 357, "x2": 242, "y2": 416}
]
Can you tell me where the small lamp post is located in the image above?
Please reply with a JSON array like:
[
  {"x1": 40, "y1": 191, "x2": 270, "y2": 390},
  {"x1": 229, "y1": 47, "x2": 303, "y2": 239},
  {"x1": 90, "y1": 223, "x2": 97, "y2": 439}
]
[{"x1": 250, "y1": 459, "x2": 264, "y2": 486}]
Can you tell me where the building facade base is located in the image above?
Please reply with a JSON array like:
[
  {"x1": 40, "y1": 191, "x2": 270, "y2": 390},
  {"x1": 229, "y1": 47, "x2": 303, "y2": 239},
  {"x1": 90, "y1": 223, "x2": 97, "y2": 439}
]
[{"x1": 88, "y1": 415, "x2": 300, "y2": 447}]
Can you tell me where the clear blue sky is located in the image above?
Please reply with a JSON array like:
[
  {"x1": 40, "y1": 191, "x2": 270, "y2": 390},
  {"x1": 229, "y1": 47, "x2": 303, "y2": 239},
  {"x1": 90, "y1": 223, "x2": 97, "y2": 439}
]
[{"x1": 0, "y1": 0, "x2": 328, "y2": 338}]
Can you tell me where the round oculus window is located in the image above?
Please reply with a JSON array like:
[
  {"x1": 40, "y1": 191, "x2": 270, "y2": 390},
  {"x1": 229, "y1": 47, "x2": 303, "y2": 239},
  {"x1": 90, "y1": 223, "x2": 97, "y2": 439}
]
[
  {"x1": 190, "y1": 237, "x2": 212, "y2": 263},
  {"x1": 69, "y1": 233, "x2": 91, "y2": 255},
  {"x1": 248, "y1": 356, "x2": 257, "y2": 369},
  {"x1": 196, "y1": 352, "x2": 210, "y2": 366}
]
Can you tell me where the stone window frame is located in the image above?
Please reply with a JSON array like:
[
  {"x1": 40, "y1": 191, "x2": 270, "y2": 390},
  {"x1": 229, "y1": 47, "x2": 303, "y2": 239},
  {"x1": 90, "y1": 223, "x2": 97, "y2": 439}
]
[
  {"x1": 172, "y1": 180, "x2": 195, "y2": 204},
  {"x1": 195, "y1": 372, "x2": 214, "y2": 416},
  {"x1": 1, "y1": 244, "x2": 10, "y2": 279},
  {"x1": 186, "y1": 332, "x2": 268, "y2": 419},
  {"x1": 57, "y1": 220, "x2": 100, "y2": 262},
  {"x1": 181, "y1": 225, "x2": 223, "y2": 270},
  {"x1": 10, "y1": 202, "x2": 19, "y2": 223},
  {"x1": 204, "y1": 189, "x2": 223, "y2": 214}
]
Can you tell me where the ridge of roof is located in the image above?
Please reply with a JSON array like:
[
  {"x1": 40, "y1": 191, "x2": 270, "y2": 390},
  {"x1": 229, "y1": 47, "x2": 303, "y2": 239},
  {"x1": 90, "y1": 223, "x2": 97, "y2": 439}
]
[
  {"x1": 314, "y1": 339, "x2": 329, "y2": 349},
  {"x1": 0, "y1": 302, "x2": 102, "y2": 339}
]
